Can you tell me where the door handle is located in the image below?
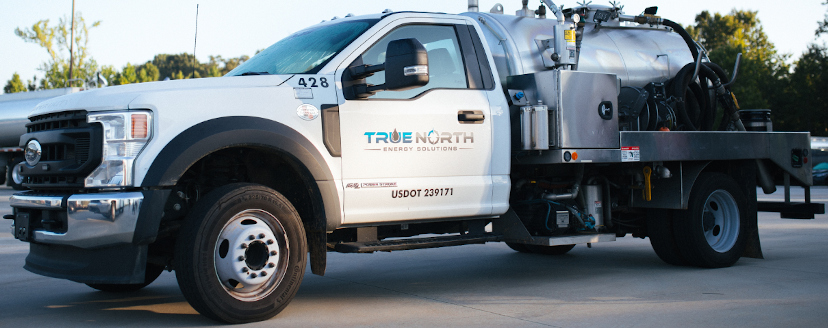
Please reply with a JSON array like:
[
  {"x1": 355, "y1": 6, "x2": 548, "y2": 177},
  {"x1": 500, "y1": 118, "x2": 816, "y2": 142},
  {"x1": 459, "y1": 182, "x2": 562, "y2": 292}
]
[{"x1": 458, "y1": 110, "x2": 485, "y2": 124}]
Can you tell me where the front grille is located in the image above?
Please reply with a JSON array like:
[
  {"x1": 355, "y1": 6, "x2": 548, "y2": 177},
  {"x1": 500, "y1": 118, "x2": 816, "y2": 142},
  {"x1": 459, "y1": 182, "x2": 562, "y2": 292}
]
[
  {"x1": 21, "y1": 110, "x2": 102, "y2": 191},
  {"x1": 27, "y1": 110, "x2": 89, "y2": 133}
]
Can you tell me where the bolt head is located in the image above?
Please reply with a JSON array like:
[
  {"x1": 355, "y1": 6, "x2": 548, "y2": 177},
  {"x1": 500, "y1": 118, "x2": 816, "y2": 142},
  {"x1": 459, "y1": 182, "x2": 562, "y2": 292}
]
[
  {"x1": 258, "y1": 233, "x2": 266, "y2": 239},
  {"x1": 267, "y1": 239, "x2": 274, "y2": 245},
  {"x1": 248, "y1": 235, "x2": 255, "y2": 240},
  {"x1": 242, "y1": 267, "x2": 249, "y2": 273},
  {"x1": 260, "y1": 271, "x2": 267, "y2": 277},
  {"x1": 250, "y1": 273, "x2": 257, "y2": 278},
  {"x1": 240, "y1": 243, "x2": 248, "y2": 249},
  {"x1": 268, "y1": 262, "x2": 275, "y2": 268},
  {"x1": 238, "y1": 256, "x2": 245, "y2": 261},
  {"x1": 270, "y1": 250, "x2": 277, "y2": 256}
]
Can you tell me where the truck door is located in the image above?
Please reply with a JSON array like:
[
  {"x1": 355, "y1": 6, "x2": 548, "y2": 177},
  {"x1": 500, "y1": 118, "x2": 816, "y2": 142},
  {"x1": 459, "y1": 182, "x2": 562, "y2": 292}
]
[{"x1": 336, "y1": 21, "x2": 494, "y2": 225}]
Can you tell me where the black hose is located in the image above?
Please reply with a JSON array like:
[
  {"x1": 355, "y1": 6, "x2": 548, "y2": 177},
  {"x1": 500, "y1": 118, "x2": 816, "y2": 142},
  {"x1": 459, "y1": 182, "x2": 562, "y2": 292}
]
[
  {"x1": 668, "y1": 63, "x2": 722, "y2": 131},
  {"x1": 662, "y1": 19, "x2": 699, "y2": 61}
]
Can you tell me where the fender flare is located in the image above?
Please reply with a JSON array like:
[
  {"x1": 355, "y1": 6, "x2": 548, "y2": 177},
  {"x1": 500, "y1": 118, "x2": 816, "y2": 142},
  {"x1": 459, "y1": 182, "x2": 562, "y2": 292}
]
[{"x1": 135, "y1": 117, "x2": 340, "y2": 248}]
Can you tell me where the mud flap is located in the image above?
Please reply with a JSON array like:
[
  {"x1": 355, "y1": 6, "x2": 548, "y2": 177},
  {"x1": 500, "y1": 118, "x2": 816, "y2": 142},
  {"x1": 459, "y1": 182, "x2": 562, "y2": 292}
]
[
  {"x1": 736, "y1": 160, "x2": 763, "y2": 259},
  {"x1": 307, "y1": 229, "x2": 327, "y2": 276}
]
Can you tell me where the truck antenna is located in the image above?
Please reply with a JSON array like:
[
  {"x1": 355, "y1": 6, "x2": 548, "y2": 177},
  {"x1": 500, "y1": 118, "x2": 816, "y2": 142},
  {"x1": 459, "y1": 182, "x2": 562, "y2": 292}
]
[{"x1": 193, "y1": 4, "x2": 199, "y2": 79}]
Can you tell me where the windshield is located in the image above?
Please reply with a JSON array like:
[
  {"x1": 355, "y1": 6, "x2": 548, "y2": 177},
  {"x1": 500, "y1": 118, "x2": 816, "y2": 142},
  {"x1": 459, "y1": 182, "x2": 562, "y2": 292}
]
[{"x1": 228, "y1": 19, "x2": 378, "y2": 76}]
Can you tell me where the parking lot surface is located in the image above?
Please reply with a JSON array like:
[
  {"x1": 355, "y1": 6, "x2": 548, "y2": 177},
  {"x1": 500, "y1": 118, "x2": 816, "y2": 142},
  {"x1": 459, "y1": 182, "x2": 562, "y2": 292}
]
[{"x1": 1, "y1": 186, "x2": 826, "y2": 327}]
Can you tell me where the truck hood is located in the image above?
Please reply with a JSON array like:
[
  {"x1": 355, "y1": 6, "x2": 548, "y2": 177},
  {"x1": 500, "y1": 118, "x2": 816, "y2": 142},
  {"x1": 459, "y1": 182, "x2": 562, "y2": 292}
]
[{"x1": 30, "y1": 74, "x2": 294, "y2": 117}]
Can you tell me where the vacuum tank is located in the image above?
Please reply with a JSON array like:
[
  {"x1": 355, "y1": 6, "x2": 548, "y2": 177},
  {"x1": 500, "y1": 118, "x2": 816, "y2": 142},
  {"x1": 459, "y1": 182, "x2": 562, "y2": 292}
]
[{"x1": 461, "y1": 4, "x2": 694, "y2": 89}]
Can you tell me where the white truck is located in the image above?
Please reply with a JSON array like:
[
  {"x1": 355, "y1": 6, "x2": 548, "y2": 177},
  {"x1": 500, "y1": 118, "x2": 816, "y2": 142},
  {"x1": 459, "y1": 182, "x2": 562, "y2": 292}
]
[
  {"x1": 5, "y1": 1, "x2": 823, "y2": 323},
  {"x1": 0, "y1": 88, "x2": 83, "y2": 189}
]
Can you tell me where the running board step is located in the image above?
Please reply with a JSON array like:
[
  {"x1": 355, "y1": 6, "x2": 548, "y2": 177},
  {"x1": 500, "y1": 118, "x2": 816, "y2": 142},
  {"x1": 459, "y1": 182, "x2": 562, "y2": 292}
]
[{"x1": 333, "y1": 233, "x2": 503, "y2": 253}]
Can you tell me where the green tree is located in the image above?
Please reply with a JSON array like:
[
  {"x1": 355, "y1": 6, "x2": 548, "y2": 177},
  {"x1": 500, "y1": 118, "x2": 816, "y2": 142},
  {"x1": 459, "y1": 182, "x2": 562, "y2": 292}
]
[
  {"x1": 112, "y1": 62, "x2": 160, "y2": 85},
  {"x1": 3, "y1": 73, "x2": 27, "y2": 93},
  {"x1": 818, "y1": 1, "x2": 828, "y2": 36},
  {"x1": 781, "y1": 2, "x2": 828, "y2": 135},
  {"x1": 687, "y1": 10, "x2": 789, "y2": 112},
  {"x1": 15, "y1": 13, "x2": 101, "y2": 88},
  {"x1": 786, "y1": 45, "x2": 828, "y2": 134}
]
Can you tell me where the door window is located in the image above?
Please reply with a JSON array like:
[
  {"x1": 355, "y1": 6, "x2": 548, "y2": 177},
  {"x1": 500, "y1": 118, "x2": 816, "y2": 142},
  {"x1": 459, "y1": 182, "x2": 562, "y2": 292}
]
[{"x1": 360, "y1": 25, "x2": 467, "y2": 99}]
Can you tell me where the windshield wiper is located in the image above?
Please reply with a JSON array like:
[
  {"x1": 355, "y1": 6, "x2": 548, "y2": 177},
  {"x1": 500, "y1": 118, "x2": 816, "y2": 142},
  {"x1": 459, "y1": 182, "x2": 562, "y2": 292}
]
[{"x1": 239, "y1": 71, "x2": 271, "y2": 76}]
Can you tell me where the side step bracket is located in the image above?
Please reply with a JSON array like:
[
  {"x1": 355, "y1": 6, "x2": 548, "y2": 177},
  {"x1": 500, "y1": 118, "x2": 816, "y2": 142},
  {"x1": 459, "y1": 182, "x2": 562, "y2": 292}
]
[{"x1": 333, "y1": 233, "x2": 502, "y2": 253}]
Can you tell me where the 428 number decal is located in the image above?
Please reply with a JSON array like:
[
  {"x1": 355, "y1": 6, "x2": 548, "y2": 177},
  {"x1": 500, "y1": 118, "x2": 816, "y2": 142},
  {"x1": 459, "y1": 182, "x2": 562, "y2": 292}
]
[{"x1": 298, "y1": 77, "x2": 329, "y2": 88}]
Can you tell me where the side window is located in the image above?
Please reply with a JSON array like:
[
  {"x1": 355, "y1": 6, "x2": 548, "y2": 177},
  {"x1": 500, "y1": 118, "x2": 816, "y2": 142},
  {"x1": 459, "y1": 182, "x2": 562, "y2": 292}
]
[{"x1": 362, "y1": 25, "x2": 467, "y2": 99}]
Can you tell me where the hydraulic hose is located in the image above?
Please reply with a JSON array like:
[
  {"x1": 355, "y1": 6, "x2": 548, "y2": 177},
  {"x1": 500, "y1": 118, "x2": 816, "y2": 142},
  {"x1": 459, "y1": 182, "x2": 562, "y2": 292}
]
[
  {"x1": 703, "y1": 63, "x2": 777, "y2": 193},
  {"x1": 661, "y1": 19, "x2": 699, "y2": 61},
  {"x1": 669, "y1": 63, "x2": 718, "y2": 131}
]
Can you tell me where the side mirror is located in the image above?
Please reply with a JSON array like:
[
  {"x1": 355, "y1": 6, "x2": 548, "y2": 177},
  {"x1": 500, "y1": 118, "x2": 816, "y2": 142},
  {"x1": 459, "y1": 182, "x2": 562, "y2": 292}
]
[
  {"x1": 383, "y1": 38, "x2": 429, "y2": 91},
  {"x1": 346, "y1": 38, "x2": 430, "y2": 99}
]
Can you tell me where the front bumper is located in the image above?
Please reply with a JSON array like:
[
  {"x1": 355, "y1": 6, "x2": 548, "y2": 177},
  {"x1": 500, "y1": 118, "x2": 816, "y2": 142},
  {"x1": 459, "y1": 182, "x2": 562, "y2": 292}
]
[{"x1": 10, "y1": 191, "x2": 144, "y2": 249}]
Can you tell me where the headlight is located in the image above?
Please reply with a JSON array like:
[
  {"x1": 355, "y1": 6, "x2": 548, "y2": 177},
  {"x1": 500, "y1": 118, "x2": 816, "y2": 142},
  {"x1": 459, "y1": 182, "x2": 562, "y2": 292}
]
[{"x1": 85, "y1": 111, "x2": 152, "y2": 188}]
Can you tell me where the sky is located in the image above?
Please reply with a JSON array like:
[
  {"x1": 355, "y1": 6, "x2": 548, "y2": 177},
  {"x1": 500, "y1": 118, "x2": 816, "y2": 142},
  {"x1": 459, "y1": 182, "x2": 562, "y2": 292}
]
[{"x1": 2, "y1": 0, "x2": 826, "y2": 93}]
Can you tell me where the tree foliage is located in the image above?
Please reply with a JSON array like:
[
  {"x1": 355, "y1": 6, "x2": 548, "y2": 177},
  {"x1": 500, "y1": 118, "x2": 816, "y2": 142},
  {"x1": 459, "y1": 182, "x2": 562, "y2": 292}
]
[
  {"x1": 13, "y1": 13, "x2": 101, "y2": 89},
  {"x1": 687, "y1": 10, "x2": 789, "y2": 111},
  {"x1": 3, "y1": 73, "x2": 26, "y2": 93}
]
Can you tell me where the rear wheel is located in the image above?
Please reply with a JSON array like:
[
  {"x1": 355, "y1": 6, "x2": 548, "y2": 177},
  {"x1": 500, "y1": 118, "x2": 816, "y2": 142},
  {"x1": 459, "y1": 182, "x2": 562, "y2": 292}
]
[
  {"x1": 673, "y1": 173, "x2": 747, "y2": 268},
  {"x1": 505, "y1": 242, "x2": 575, "y2": 255},
  {"x1": 175, "y1": 183, "x2": 307, "y2": 323},
  {"x1": 86, "y1": 264, "x2": 164, "y2": 292},
  {"x1": 505, "y1": 242, "x2": 532, "y2": 253},
  {"x1": 647, "y1": 209, "x2": 688, "y2": 266},
  {"x1": 526, "y1": 244, "x2": 576, "y2": 255}
]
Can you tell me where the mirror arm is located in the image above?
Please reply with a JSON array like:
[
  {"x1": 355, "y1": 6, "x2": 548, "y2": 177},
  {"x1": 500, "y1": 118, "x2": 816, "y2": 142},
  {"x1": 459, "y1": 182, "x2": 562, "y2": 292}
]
[
  {"x1": 349, "y1": 63, "x2": 386, "y2": 79},
  {"x1": 352, "y1": 83, "x2": 387, "y2": 99}
]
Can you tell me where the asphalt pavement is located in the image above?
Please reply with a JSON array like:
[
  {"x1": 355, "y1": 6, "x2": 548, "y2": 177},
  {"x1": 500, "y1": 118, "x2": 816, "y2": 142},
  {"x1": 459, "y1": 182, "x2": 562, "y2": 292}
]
[{"x1": 0, "y1": 186, "x2": 826, "y2": 327}]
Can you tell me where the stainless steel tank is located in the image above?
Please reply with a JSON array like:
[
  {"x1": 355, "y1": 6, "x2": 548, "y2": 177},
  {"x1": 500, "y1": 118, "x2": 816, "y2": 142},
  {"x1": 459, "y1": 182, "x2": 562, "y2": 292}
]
[
  {"x1": 0, "y1": 88, "x2": 80, "y2": 147},
  {"x1": 462, "y1": 7, "x2": 694, "y2": 88}
]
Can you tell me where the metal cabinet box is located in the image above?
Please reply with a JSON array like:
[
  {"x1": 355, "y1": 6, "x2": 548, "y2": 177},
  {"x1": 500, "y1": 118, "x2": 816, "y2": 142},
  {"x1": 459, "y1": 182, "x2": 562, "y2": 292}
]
[{"x1": 508, "y1": 70, "x2": 619, "y2": 149}]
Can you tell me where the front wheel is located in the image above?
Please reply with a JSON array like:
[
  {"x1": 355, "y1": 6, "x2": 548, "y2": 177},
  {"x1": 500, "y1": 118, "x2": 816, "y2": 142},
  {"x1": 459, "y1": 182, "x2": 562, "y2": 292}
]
[
  {"x1": 673, "y1": 173, "x2": 747, "y2": 268},
  {"x1": 175, "y1": 183, "x2": 307, "y2": 324}
]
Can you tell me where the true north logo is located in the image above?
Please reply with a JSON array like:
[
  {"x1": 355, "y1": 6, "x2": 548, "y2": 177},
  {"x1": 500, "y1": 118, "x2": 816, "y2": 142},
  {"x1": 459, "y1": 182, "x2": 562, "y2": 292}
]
[{"x1": 364, "y1": 129, "x2": 474, "y2": 144}]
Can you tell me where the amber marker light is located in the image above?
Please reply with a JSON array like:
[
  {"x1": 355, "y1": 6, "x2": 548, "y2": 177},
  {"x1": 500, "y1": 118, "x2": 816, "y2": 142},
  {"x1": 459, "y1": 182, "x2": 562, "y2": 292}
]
[{"x1": 132, "y1": 114, "x2": 148, "y2": 139}]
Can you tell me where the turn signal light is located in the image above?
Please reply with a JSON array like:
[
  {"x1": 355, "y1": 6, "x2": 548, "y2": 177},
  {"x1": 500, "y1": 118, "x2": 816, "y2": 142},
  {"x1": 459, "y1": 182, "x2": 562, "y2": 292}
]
[{"x1": 132, "y1": 114, "x2": 148, "y2": 139}]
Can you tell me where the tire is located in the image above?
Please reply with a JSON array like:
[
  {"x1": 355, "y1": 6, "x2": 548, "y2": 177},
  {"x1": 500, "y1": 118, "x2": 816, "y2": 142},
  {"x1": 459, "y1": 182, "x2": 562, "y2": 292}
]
[
  {"x1": 673, "y1": 173, "x2": 747, "y2": 268},
  {"x1": 505, "y1": 242, "x2": 532, "y2": 253},
  {"x1": 525, "y1": 244, "x2": 576, "y2": 255},
  {"x1": 175, "y1": 183, "x2": 307, "y2": 324},
  {"x1": 8, "y1": 158, "x2": 25, "y2": 190},
  {"x1": 505, "y1": 242, "x2": 575, "y2": 255},
  {"x1": 87, "y1": 264, "x2": 165, "y2": 292},
  {"x1": 646, "y1": 209, "x2": 688, "y2": 266}
]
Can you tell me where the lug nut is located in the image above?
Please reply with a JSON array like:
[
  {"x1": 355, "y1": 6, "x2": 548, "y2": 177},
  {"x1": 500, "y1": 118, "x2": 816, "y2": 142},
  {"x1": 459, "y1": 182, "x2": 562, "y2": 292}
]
[
  {"x1": 258, "y1": 233, "x2": 266, "y2": 239},
  {"x1": 248, "y1": 235, "x2": 255, "y2": 240},
  {"x1": 242, "y1": 267, "x2": 249, "y2": 273},
  {"x1": 260, "y1": 271, "x2": 267, "y2": 277},
  {"x1": 270, "y1": 250, "x2": 278, "y2": 256},
  {"x1": 267, "y1": 239, "x2": 274, "y2": 245},
  {"x1": 241, "y1": 243, "x2": 248, "y2": 249},
  {"x1": 268, "y1": 262, "x2": 275, "y2": 268},
  {"x1": 250, "y1": 273, "x2": 258, "y2": 278},
  {"x1": 238, "y1": 256, "x2": 245, "y2": 261}
]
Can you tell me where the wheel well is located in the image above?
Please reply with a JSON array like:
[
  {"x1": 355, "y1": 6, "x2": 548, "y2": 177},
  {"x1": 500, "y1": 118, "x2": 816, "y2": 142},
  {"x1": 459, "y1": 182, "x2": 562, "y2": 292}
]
[
  {"x1": 176, "y1": 146, "x2": 317, "y2": 224},
  {"x1": 150, "y1": 146, "x2": 323, "y2": 269}
]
